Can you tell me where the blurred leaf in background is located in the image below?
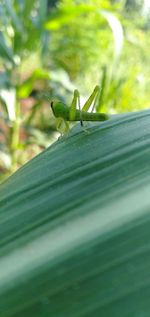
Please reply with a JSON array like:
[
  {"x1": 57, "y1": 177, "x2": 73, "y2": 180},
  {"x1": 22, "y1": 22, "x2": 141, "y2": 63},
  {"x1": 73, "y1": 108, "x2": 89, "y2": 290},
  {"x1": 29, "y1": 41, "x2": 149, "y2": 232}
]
[
  {"x1": 0, "y1": 0, "x2": 59, "y2": 182},
  {"x1": 46, "y1": 0, "x2": 150, "y2": 112},
  {"x1": 0, "y1": 0, "x2": 150, "y2": 182}
]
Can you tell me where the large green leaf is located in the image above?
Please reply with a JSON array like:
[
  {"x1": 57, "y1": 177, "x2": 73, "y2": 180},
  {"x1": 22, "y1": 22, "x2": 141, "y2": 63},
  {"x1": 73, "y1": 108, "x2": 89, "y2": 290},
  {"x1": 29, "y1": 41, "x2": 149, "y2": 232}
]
[{"x1": 1, "y1": 110, "x2": 150, "y2": 316}]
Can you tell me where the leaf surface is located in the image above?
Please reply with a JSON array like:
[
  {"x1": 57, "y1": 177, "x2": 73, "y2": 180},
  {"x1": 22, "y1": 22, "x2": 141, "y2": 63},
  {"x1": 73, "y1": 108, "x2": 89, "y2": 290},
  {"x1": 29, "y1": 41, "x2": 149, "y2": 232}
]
[{"x1": 1, "y1": 110, "x2": 150, "y2": 316}]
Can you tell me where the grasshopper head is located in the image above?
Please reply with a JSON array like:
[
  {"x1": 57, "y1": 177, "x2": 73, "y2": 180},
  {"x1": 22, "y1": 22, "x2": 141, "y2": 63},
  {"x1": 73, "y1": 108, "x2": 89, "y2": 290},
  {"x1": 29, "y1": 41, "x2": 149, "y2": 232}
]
[{"x1": 50, "y1": 100, "x2": 69, "y2": 120}]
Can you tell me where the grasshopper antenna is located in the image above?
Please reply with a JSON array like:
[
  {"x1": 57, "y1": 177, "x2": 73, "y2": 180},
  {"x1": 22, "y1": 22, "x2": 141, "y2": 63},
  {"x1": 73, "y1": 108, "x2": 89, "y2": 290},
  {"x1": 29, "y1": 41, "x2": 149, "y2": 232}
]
[{"x1": 50, "y1": 101, "x2": 54, "y2": 110}]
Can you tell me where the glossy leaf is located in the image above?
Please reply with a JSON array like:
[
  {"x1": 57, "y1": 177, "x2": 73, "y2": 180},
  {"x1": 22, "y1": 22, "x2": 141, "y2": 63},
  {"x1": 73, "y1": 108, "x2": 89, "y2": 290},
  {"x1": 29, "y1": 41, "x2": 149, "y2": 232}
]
[{"x1": 0, "y1": 110, "x2": 150, "y2": 316}]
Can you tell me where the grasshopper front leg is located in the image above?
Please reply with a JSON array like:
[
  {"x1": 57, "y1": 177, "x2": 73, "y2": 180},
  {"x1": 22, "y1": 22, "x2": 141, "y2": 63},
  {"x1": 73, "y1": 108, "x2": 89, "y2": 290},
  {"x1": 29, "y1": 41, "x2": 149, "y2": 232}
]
[{"x1": 56, "y1": 118, "x2": 69, "y2": 135}]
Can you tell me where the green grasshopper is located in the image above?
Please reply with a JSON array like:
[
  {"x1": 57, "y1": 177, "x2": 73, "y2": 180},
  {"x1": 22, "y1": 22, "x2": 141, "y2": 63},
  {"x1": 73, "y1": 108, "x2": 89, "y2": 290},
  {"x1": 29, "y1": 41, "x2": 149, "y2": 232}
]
[{"x1": 51, "y1": 85, "x2": 109, "y2": 133}]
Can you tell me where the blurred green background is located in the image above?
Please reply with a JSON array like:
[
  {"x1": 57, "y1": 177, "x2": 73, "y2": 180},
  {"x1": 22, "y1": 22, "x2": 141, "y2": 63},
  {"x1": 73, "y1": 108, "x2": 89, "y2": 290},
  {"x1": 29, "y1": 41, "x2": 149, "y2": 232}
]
[{"x1": 0, "y1": 0, "x2": 150, "y2": 183}]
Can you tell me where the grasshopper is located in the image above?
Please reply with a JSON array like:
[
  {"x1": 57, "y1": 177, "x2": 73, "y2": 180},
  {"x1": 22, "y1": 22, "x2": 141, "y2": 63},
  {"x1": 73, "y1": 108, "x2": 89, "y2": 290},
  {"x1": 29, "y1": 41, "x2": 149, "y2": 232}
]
[{"x1": 51, "y1": 85, "x2": 109, "y2": 133}]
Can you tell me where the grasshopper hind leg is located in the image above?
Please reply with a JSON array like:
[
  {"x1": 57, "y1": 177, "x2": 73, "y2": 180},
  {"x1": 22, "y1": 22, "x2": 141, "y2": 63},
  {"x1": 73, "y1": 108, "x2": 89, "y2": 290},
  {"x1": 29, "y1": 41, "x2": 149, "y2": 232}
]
[
  {"x1": 82, "y1": 85, "x2": 100, "y2": 113},
  {"x1": 76, "y1": 91, "x2": 83, "y2": 127},
  {"x1": 70, "y1": 89, "x2": 83, "y2": 127}
]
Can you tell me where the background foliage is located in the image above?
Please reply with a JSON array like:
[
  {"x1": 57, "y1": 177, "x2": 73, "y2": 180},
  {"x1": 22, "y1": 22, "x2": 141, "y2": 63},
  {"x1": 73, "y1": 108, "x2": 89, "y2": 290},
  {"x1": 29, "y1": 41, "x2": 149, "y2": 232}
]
[{"x1": 0, "y1": 0, "x2": 150, "y2": 182}]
